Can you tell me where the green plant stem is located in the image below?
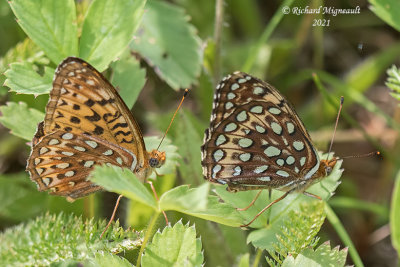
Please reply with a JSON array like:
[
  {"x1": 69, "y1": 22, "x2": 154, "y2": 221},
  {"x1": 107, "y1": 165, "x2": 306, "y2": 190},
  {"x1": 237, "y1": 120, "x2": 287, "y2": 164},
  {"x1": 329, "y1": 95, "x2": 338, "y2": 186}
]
[
  {"x1": 252, "y1": 248, "x2": 263, "y2": 267},
  {"x1": 325, "y1": 204, "x2": 364, "y2": 267},
  {"x1": 242, "y1": 0, "x2": 294, "y2": 72},
  {"x1": 136, "y1": 212, "x2": 160, "y2": 267},
  {"x1": 329, "y1": 197, "x2": 389, "y2": 220},
  {"x1": 213, "y1": 0, "x2": 224, "y2": 85}
]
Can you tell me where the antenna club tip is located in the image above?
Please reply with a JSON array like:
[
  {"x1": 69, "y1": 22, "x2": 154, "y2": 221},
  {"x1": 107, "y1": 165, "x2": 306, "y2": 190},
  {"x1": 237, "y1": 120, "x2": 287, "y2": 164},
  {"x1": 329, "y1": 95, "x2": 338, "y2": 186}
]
[
  {"x1": 340, "y1": 96, "x2": 344, "y2": 104},
  {"x1": 376, "y1": 151, "x2": 381, "y2": 155},
  {"x1": 183, "y1": 88, "x2": 189, "y2": 97}
]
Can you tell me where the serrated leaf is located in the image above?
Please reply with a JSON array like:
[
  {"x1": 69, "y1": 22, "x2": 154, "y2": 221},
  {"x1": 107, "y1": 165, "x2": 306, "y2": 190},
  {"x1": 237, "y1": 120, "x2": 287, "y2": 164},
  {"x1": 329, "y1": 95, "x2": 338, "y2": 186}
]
[
  {"x1": 9, "y1": 0, "x2": 78, "y2": 64},
  {"x1": 79, "y1": 0, "x2": 146, "y2": 71},
  {"x1": 281, "y1": 242, "x2": 347, "y2": 267},
  {"x1": 131, "y1": 0, "x2": 202, "y2": 90},
  {"x1": 215, "y1": 154, "x2": 342, "y2": 229},
  {"x1": 90, "y1": 165, "x2": 157, "y2": 210},
  {"x1": 141, "y1": 221, "x2": 204, "y2": 267},
  {"x1": 4, "y1": 62, "x2": 54, "y2": 95},
  {"x1": 85, "y1": 253, "x2": 134, "y2": 267},
  {"x1": 390, "y1": 169, "x2": 400, "y2": 253},
  {"x1": 111, "y1": 55, "x2": 146, "y2": 109},
  {"x1": 0, "y1": 213, "x2": 141, "y2": 266},
  {"x1": 0, "y1": 102, "x2": 44, "y2": 140},
  {"x1": 159, "y1": 183, "x2": 242, "y2": 227},
  {"x1": 369, "y1": 0, "x2": 400, "y2": 32}
]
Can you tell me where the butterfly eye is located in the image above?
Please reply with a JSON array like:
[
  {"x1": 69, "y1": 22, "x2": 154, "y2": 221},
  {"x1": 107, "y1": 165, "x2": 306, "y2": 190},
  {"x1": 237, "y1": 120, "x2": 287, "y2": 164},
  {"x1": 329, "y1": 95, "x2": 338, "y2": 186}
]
[
  {"x1": 149, "y1": 157, "x2": 160, "y2": 168},
  {"x1": 325, "y1": 166, "x2": 333, "y2": 175}
]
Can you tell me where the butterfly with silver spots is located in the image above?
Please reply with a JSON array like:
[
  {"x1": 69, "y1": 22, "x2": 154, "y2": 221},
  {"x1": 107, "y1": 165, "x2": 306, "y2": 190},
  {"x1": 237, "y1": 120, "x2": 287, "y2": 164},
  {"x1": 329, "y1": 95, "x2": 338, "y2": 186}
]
[{"x1": 201, "y1": 71, "x2": 337, "y2": 226}]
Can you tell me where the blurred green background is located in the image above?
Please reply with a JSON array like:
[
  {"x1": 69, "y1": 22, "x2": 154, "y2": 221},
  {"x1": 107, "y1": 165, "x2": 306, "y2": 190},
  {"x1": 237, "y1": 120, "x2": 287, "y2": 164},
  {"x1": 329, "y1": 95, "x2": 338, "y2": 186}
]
[{"x1": 0, "y1": 0, "x2": 399, "y2": 266}]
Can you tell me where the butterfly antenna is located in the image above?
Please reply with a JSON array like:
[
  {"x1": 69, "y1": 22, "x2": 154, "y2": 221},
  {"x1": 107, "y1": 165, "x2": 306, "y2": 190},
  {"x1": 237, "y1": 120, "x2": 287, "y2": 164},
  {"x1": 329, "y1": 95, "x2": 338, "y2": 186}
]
[
  {"x1": 327, "y1": 96, "x2": 344, "y2": 159},
  {"x1": 342, "y1": 151, "x2": 380, "y2": 159},
  {"x1": 157, "y1": 89, "x2": 189, "y2": 151}
]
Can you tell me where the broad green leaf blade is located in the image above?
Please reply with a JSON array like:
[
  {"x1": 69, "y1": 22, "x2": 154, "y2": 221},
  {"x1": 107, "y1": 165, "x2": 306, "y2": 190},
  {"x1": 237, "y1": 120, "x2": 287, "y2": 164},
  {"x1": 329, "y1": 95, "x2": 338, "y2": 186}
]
[
  {"x1": 160, "y1": 184, "x2": 243, "y2": 227},
  {"x1": 0, "y1": 172, "x2": 48, "y2": 222},
  {"x1": 9, "y1": 0, "x2": 78, "y2": 64},
  {"x1": 281, "y1": 241, "x2": 347, "y2": 267},
  {"x1": 390, "y1": 169, "x2": 400, "y2": 253},
  {"x1": 111, "y1": 55, "x2": 146, "y2": 109},
  {"x1": 4, "y1": 62, "x2": 54, "y2": 95},
  {"x1": 144, "y1": 136, "x2": 179, "y2": 177},
  {"x1": 369, "y1": 0, "x2": 400, "y2": 32},
  {"x1": 0, "y1": 102, "x2": 44, "y2": 140},
  {"x1": 90, "y1": 165, "x2": 157, "y2": 210},
  {"x1": 79, "y1": 0, "x2": 146, "y2": 71},
  {"x1": 141, "y1": 221, "x2": 204, "y2": 267},
  {"x1": 214, "y1": 154, "x2": 342, "y2": 229},
  {"x1": 86, "y1": 253, "x2": 133, "y2": 267},
  {"x1": 0, "y1": 213, "x2": 141, "y2": 266},
  {"x1": 131, "y1": 0, "x2": 202, "y2": 90},
  {"x1": 173, "y1": 110, "x2": 204, "y2": 185},
  {"x1": 345, "y1": 43, "x2": 400, "y2": 93}
]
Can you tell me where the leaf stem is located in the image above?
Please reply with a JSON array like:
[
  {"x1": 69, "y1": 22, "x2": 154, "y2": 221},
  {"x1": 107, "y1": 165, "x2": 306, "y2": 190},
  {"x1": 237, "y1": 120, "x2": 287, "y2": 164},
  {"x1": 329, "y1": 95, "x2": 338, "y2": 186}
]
[
  {"x1": 325, "y1": 204, "x2": 364, "y2": 267},
  {"x1": 213, "y1": 0, "x2": 224, "y2": 84},
  {"x1": 136, "y1": 212, "x2": 160, "y2": 267},
  {"x1": 252, "y1": 248, "x2": 263, "y2": 267}
]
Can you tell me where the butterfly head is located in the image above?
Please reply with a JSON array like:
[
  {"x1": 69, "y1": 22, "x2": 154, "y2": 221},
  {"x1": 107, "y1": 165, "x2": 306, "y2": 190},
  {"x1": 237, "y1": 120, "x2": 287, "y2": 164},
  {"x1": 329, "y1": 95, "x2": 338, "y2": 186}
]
[
  {"x1": 319, "y1": 157, "x2": 338, "y2": 177},
  {"x1": 148, "y1": 150, "x2": 166, "y2": 168}
]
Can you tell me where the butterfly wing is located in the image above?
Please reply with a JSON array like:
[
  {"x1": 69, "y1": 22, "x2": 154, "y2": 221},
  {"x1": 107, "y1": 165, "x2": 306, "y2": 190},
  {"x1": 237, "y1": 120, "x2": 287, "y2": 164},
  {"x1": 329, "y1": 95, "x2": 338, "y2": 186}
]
[
  {"x1": 44, "y1": 57, "x2": 148, "y2": 169},
  {"x1": 27, "y1": 57, "x2": 151, "y2": 199},
  {"x1": 27, "y1": 127, "x2": 138, "y2": 199},
  {"x1": 201, "y1": 72, "x2": 320, "y2": 191}
]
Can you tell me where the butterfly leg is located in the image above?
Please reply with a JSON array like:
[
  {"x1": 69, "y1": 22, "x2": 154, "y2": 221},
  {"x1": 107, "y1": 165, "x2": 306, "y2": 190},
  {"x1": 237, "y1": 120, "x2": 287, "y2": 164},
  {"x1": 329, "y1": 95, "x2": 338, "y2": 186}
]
[
  {"x1": 236, "y1": 190, "x2": 262, "y2": 211},
  {"x1": 147, "y1": 181, "x2": 169, "y2": 225},
  {"x1": 101, "y1": 194, "x2": 124, "y2": 239},
  {"x1": 303, "y1": 191, "x2": 322, "y2": 200},
  {"x1": 240, "y1": 190, "x2": 292, "y2": 228}
]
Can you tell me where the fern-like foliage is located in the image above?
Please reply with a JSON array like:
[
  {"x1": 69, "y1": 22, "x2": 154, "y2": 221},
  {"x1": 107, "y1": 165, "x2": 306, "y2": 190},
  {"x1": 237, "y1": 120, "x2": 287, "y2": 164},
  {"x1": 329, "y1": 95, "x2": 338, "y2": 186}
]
[
  {"x1": 266, "y1": 201, "x2": 326, "y2": 266},
  {"x1": 281, "y1": 241, "x2": 348, "y2": 267},
  {"x1": 0, "y1": 212, "x2": 142, "y2": 266},
  {"x1": 386, "y1": 65, "x2": 400, "y2": 101}
]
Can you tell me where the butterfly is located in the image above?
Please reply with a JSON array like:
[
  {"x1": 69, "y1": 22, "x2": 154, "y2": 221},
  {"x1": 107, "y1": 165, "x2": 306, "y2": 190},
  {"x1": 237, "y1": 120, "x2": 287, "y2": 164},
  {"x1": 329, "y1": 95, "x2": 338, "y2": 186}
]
[
  {"x1": 26, "y1": 57, "x2": 166, "y2": 202},
  {"x1": 201, "y1": 71, "x2": 337, "y2": 226}
]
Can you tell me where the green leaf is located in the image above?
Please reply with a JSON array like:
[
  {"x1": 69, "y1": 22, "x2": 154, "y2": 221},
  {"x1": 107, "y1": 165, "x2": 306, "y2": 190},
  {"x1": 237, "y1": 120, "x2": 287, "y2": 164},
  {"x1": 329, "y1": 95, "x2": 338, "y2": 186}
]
[
  {"x1": 390, "y1": 169, "x2": 400, "y2": 253},
  {"x1": 345, "y1": 43, "x2": 400, "y2": 93},
  {"x1": 131, "y1": 0, "x2": 202, "y2": 90},
  {"x1": 159, "y1": 183, "x2": 242, "y2": 226},
  {"x1": 281, "y1": 242, "x2": 347, "y2": 267},
  {"x1": 9, "y1": 0, "x2": 78, "y2": 64},
  {"x1": 369, "y1": 0, "x2": 400, "y2": 32},
  {"x1": 0, "y1": 213, "x2": 142, "y2": 266},
  {"x1": 111, "y1": 55, "x2": 146, "y2": 109},
  {"x1": 173, "y1": 110, "x2": 204, "y2": 185},
  {"x1": 160, "y1": 183, "x2": 209, "y2": 211},
  {"x1": 386, "y1": 65, "x2": 400, "y2": 101},
  {"x1": 90, "y1": 165, "x2": 157, "y2": 210},
  {"x1": 214, "y1": 154, "x2": 342, "y2": 229},
  {"x1": 0, "y1": 172, "x2": 48, "y2": 222},
  {"x1": 4, "y1": 61, "x2": 54, "y2": 95},
  {"x1": 0, "y1": 102, "x2": 44, "y2": 140},
  {"x1": 86, "y1": 253, "x2": 134, "y2": 267},
  {"x1": 79, "y1": 0, "x2": 146, "y2": 71},
  {"x1": 141, "y1": 221, "x2": 204, "y2": 267}
]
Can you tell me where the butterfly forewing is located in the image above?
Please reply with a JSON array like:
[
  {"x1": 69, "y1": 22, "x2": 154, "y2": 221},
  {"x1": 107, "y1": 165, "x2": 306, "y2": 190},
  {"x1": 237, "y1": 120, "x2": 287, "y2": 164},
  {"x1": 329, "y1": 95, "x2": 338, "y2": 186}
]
[
  {"x1": 27, "y1": 57, "x2": 162, "y2": 200},
  {"x1": 45, "y1": 58, "x2": 148, "y2": 168},
  {"x1": 201, "y1": 71, "x2": 321, "y2": 192}
]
